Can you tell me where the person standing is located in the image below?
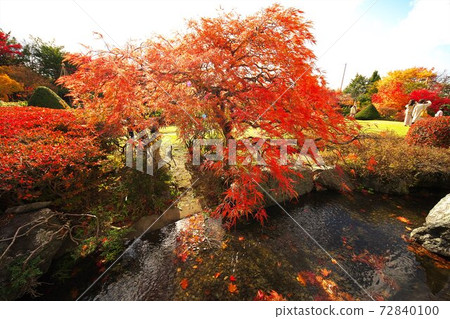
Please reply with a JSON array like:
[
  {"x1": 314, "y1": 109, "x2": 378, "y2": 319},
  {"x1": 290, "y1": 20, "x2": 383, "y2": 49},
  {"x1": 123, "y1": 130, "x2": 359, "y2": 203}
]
[
  {"x1": 411, "y1": 99, "x2": 432, "y2": 124},
  {"x1": 349, "y1": 102, "x2": 357, "y2": 118},
  {"x1": 435, "y1": 107, "x2": 444, "y2": 117},
  {"x1": 404, "y1": 99, "x2": 416, "y2": 126}
]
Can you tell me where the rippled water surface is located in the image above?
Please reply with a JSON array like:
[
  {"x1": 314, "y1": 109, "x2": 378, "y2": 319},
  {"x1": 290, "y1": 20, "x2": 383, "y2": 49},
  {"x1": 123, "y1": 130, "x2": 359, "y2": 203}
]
[{"x1": 38, "y1": 191, "x2": 450, "y2": 301}]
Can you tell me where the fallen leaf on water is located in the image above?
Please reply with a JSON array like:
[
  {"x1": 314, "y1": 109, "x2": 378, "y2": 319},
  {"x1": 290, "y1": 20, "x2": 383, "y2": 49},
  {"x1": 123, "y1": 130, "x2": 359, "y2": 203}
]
[
  {"x1": 320, "y1": 268, "x2": 332, "y2": 277},
  {"x1": 408, "y1": 243, "x2": 450, "y2": 269},
  {"x1": 180, "y1": 278, "x2": 189, "y2": 290},
  {"x1": 229, "y1": 275, "x2": 236, "y2": 282},
  {"x1": 228, "y1": 283, "x2": 238, "y2": 294},
  {"x1": 266, "y1": 290, "x2": 286, "y2": 301},
  {"x1": 331, "y1": 258, "x2": 337, "y2": 264},
  {"x1": 238, "y1": 236, "x2": 245, "y2": 241},
  {"x1": 296, "y1": 273, "x2": 306, "y2": 286},
  {"x1": 177, "y1": 267, "x2": 181, "y2": 272},
  {"x1": 276, "y1": 262, "x2": 282, "y2": 267},
  {"x1": 401, "y1": 234, "x2": 412, "y2": 243},
  {"x1": 405, "y1": 226, "x2": 412, "y2": 231},
  {"x1": 221, "y1": 242, "x2": 228, "y2": 249},
  {"x1": 192, "y1": 265, "x2": 198, "y2": 269},
  {"x1": 214, "y1": 272, "x2": 221, "y2": 279},
  {"x1": 396, "y1": 216, "x2": 412, "y2": 225},
  {"x1": 254, "y1": 290, "x2": 286, "y2": 301}
]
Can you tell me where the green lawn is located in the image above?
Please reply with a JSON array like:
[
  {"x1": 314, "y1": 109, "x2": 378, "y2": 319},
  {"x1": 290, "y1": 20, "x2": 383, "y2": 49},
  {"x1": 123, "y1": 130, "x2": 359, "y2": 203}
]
[
  {"x1": 357, "y1": 120, "x2": 409, "y2": 137},
  {"x1": 161, "y1": 121, "x2": 410, "y2": 139}
]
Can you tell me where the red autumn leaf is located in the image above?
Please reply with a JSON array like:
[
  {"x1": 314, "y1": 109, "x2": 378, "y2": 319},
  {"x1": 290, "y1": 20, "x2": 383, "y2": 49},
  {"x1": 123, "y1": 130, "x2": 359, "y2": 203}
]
[
  {"x1": 320, "y1": 268, "x2": 331, "y2": 277},
  {"x1": 266, "y1": 290, "x2": 286, "y2": 301},
  {"x1": 296, "y1": 273, "x2": 306, "y2": 286},
  {"x1": 178, "y1": 252, "x2": 188, "y2": 262},
  {"x1": 396, "y1": 216, "x2": 412, "y2": 225},
  {"x1": 180, "y1": 278, "x2": 189, "y2": 290},
  {"x1": 367, "y1": 157, "x2": 377, "y2": 172},
  {"x1": 214, "y1": 272, "x2": 221, "y2": 279},
  {"x1": 254, "y1": 290, "x2": 286, "y2": 301},
  {"x1": 254, "y1": 290, "x2": 266, "y2": 301},
  {"x1": 229, "y1": 275, "x2": 236, "y2": 282}
]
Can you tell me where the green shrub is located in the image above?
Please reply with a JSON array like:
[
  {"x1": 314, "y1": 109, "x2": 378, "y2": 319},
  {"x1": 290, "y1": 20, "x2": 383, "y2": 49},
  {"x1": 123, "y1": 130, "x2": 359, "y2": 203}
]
[
  {"x1": 28, "y1": 86, "x2": 69, "y2": 109},
  {"x1": 0, "y1": 100, "x2": 27, "y2": 107},
  {"x1": 355, "y1": 104, "x2": 380, "y2": 120},
  {"x1": 406, "y1": 116, "x2": 450, "y2": 148}
]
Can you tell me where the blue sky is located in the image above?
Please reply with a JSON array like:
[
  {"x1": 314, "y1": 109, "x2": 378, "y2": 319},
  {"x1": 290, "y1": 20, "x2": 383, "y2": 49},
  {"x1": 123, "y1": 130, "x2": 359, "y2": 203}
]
[
  {"x1": 1, "y1": 0, "x2": 449, "y2": 88},
  {"x1": 368, "y1": 0, "x2": 412, "y2": 25}
]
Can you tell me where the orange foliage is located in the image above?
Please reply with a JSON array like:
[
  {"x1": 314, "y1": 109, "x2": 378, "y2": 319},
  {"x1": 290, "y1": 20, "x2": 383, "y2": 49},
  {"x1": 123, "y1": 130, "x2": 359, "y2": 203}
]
[
  {"x1": 254, "y1": 290, "x2": 286, "y2": 301},
  {"x1": 372, "y1": 67, "x2": 435, "y2": 118},
  {"x1": 0, "y1": 73, "x2": 23, "y2": 100},
  {"x1": 296, "y1": 273, "x2": 306, "y2": 286},
  {"x1": 228, "y1": 283, "x2": 238, "y2": 294},
  {"x1": 180, "y1": 278, "x2": 189, "y2": 290},
  {"x1": 396, "y1": 216, "x2": 412, "y2": 225}
]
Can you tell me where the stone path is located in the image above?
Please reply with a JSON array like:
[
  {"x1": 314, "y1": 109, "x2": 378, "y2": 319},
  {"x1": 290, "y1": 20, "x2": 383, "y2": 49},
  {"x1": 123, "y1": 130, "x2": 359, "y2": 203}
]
[
  {"x1": 163, "y1": 128, "x2": 203, "y2": 219},
  {"x1": 129, "y1": 128, "x2": 204, "y2": 237}
]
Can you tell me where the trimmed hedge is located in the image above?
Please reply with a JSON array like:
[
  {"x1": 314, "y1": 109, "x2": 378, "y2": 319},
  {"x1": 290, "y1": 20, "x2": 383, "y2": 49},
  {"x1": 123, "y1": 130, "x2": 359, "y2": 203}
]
[
  {"x1": 406, "y1": 116, "x2": 450, "y2": 148},
  {"x1": 28, "y1": 86, "x2": 69, "y2": 109},
  {"x1": 355, "y1": 104, "x2": 380, "y2": 120}
]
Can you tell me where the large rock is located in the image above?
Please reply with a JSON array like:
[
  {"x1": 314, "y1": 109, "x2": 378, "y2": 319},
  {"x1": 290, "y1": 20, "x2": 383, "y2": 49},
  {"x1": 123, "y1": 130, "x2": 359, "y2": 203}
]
[
  {"x1": 313, "y1": 167, "x2": 355, "y2": 192},
  {"x1": 359, "y1": 176, "x2": 410, "y2": 194},
  {"x1": 263, "y1": 168, "x2": 314, "y2": 204},
  {"x1": 411, "y1": 194, "x2": 450, "y2": 258},
  {"x1": 0, "y1": 208, "x2": 66, "y2": 300},
  {"x1": 425, "y1": 194, "x2": 450, "y2": 225}
]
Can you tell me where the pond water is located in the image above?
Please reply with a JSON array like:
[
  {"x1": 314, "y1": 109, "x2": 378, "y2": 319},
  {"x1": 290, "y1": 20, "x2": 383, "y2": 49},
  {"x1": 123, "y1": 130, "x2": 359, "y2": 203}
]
[{"x1": 36, "y1": 190, "x2": 450, "y2": 301}]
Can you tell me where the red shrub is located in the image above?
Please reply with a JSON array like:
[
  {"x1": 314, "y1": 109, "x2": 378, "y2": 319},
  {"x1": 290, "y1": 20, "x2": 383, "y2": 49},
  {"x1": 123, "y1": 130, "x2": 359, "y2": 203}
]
[
  {"x1": 0, "y1": 106, "x2": 104, "y2": 207},
  {"x1": 406, "y1": 117, "x2": 450, "y2": 148}
]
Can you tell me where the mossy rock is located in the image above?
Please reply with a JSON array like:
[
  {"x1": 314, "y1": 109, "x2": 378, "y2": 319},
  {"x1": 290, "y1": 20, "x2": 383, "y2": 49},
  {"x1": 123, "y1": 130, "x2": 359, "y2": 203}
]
[
  {"x1": 355, "y1": 104, "x2": 380, "y2": 120},
  {"x1": 28, "y1": 86, "x2": 69, "y2": 109}
]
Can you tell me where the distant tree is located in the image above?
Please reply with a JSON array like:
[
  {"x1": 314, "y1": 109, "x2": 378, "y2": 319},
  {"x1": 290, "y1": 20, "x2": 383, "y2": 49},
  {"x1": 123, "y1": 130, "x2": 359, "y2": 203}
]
[
  {"x1": 410, "y1": 88, "x2": 450, "y2": 114},
  {"x1": 372, "y1": 67, "x2": 436, "y2": 117},
  {"x1": 0, "y1": 65, "x2": 57, "y2": 99},
  {"x1": 0, "y1": 74, "x2": 23, "y2": 100},
  {"x1": 21, "y1": 37, "x2": 66, "y2": 81},
  {"x1": 367, "y1": 70, "x2": 380, "y2": 95},
  {"x1": 343, "y1": 74, "x2": 369, "y2": 101},
  {"x1": 435, "y1": 71, "x2": 450, "y2": 97},
  {"x1": 344, "y1": 70, "x2": 380, "y2": 106},
  {"x1": 0, "y1": 31, "x2": 22, "y2": 65}
]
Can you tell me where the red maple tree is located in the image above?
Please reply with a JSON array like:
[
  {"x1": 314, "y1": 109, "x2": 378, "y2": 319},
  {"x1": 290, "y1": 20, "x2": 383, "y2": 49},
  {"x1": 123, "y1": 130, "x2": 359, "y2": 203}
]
[
  {"x1": 59, "y1": 5, "x2": 357, "y2": 225},
  {"x1": 410, "y1": 88, "x2": 450, "y2": 114},
  {"x1": 0, "y1": 31, "x2": 22, "y2": 64}
]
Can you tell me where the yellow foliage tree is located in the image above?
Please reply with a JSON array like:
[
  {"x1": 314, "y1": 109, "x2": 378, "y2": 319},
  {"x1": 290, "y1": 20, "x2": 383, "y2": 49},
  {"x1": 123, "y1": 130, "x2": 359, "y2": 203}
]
[
  {"x1": 372, "y1": 67, "x2": 436, "y2": 118},
  {"x1": 0, "y1": 73, "x2": 24, "y2": 101}
]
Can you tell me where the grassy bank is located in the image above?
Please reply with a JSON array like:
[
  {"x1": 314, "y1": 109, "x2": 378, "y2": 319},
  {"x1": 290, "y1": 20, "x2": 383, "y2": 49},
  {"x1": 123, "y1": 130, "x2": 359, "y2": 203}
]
[{"x1": 357, "y1": 120, "x2": 409, "y2": 137}]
